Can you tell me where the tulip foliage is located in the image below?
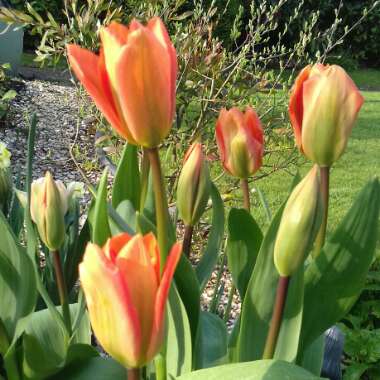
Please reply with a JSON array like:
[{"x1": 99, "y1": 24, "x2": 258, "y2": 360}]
[{"x1": 0, "y1": 17, "x2": 379, "y2": 380}]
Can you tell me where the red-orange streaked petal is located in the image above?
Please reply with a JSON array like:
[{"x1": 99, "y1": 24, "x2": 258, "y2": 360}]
[
  {"x1": 244, "y1": 107, "x2": 264, "y2": 145},
  {"x1": 103, "y1": 232, "x2": 133, "y2": 262},
  {"x1": 288, "y1": 65, "x2": 311, "y2": 150},
  {"x1": 79, "y1": 243, "x2": 142, "y2": 368},
  {"x1": 115, "y1": 27, "x2": 173, "y2": 147},
  {"x1": 67, "y1": 44, "x2": 124, "y2": 137},
  {"x1": 147, "y1": 242, "x2": 182, "y2": 360},
  {"x1": 116, "y1": 235, "x2": 159, "y2": 360}
]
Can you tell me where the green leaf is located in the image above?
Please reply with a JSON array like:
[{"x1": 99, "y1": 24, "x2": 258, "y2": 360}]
[
  {"x1": 0, "y1": 212, "x2": 37, "y2": 339},
  {"x1": 64, "y1": 221, "x2": 90, "y2": 297},
  {"x1": 176, "y1": 360, "x2": 324, "y2": 380},
  {"x1": 299, "y1": 178, "x2": 380, "y2": 352},
  {"x1": 194, "y1": 311, "x2": 228, "y2": 369},
  {"x1": 25, "y1": 113, "x2": 38, "y2": 260},
  {"x1": 237, "y1": 174, "x2": 304, "y2": 362},
  {"x1": 196, "y1": 182, "x2": 225, "y2": 290},
  {"x1": 301, "y1": 334, "x2": 325, "y2": 376},
  {"x1": 91, "y1": 169, "x2": 111, "y2": 245},
  {"x1": 174, "y1": 254, "x2": 200, "y2": 349},
  {"x1": 112, "y1": 143, "x2": 140, "y2": 210},
  {"x1": 237, "y1": 203, "x2": 284, "y2": 361},
  {"x1": 22, "y1": 304, "x2": 91, "y2": 379},
  {"x1": 274, "y1": 267, "x2": 304, "y2": 362},
  {"x1": 226, "y1": 208, "x2": 263, "y2": 299},
  {"x1": 166, "y1": 286, "x2": 192, "y2": 378},
  {"x1": 109, "y1": 200, "x2": 136, "y2": 236},
  {"x1": 52, "y1": 357, "x2": 125, "y2": 380}
]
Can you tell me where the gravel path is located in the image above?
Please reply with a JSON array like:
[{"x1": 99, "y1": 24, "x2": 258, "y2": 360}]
[{"x1": 0, "y1": 77, "x2": 97, "y2": 185}]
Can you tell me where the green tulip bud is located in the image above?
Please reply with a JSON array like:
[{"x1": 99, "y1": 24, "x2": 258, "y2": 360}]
[
  {"x1": 0, "y1": 141, "x2": 12, "y2": 213},
  {"x1": 0, "y1": 168, "x2": 12, "y2": 213},
  {"x1": 30, "y1": 172, "x2": 69, "y2": 251},
  {"x1": 177, "y1": 143, "x2": 211, "y2": 226},
  {"x1": 274, "y1": 166, "x2": 323, "y2": 276}
]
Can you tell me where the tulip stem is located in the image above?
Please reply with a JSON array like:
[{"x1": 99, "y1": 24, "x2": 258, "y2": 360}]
[
  {"x1": 241, "y1": 179, "x2": 250, "y2": 212},
  {"x1": 262, "y1": 276, "x2": 290, "y2": 359},
  {"x1": 127, "y1": 368, "x2": 141, "y2": 380},
  {"x1": 313, "y1": 166, "x2": 330, "y2": 257},
  {"x1": 140, "y1": 149, "x2": 150, "y2": 213},
  {"x1": 52, "y1": 250, "x2": 72, "y2": 336},
  {"x1": 145, "y1": 147, "x2": 170, "y2": 268},
  {"x1": 182, "y1": 224, "x2": 194, "y2": 259}
]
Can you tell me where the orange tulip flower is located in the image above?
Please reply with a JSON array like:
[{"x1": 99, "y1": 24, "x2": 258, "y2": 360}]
[
  {"x1": 67, "y1": 17, "x2": 177, "y2": 148},
  {"x1": 289, "y1": 64, "x2": 364, "y2": 166},
  {"x1": 216, "y1": 107, "x2": 264, "y2": 178},
  {"x1": 79, "y1": 233, "x2": 181, "y2": 368}
]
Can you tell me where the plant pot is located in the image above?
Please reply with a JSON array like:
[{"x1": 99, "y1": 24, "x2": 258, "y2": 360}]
[{"x1": 0, "y1": 12, "x2": 24, "y2": 75}]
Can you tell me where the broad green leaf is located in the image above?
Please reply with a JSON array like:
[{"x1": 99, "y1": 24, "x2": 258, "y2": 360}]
[
  {"x1": 299, "y1": 178, "x2": 380, "y2": 351},
  {"x1": 227, "y1": 318, "x2": 240, "y2": 363},
  {"x1": 176, "y1": 360, "x2": 324, "y2": 380},
  {"x1": 238, "y1": 175, "x2": 303, "y2": 362},
  {"x1": 274, "y1": 267, "x2": 304, "y2": 362},
  {"x1": 196, "y1": 182, "x2": 225, "y2": 291},
  {"x1": 92, "y1": 169, "x2": 111, "y2": 245},
  {"x1": 174, "y1": 254, "x2": 200, "y2": 348},
  {"x1": 236, "y1": 212, "x2": 305, "y2": 362},
  {"x1": 109, "y1": 200, "x2": 136, "y2": 236},
  {"x1": 22, "y1": 304, "x2": 91, "y2": 379},
  {"x1": 64, "y1": 221, "x2": 90, "y2": 298},
  {"x1": 0, "y1": 212, "x2": 37, "y2": 339},
  {"x1": 226, "y1": 208, "x2": 263, "y2": 299},
  {"x1": 301, "y1": 334, "x2": 325, "y2": 376},
  {"x1": 112, "y1": 143, "x2": 140, "y2": 210},
  {"x1": 237, "y1": 203, "x2": 284, "y2": 361},
  {"x1": 194, "y1": 311, "x2": 228, "y2": 369},
  {"x1": 52, "y1": 357, "x2": 125, "y2": 380},
  {"x1": 166, "y1": 286, "x2": 192, "y2": 378}
]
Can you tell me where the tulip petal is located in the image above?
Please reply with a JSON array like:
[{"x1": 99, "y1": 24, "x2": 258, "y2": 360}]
[
  {"x1": 245, "y1": 107, "x2": 263, "y2": 145},
  {"x1": 147, "y1": 17, "x2": 177, "y2": 118},
  {"x1": 116, "y1": 235, "x2": 159, "y2": 357},
  {"x1": 301, "y1": 65, "x2": 363, "y2": 165},
  {"x1": 104, "y1": 232, "x2": 133, "y2": 262},
  {"x1": 80, "y1": 243, "x2": 141, "y2": 368},
  {"x1": 115, "y1": 27, "x2": 173, "y2": 147},
  {"x1": 288, "y1": 65, "x2": 311, "y2": 150},
  {"x1": 104, "y1": 21, "x2": 130, "y2": 45},
  {"x1": 66, "y1": 45, "x2": 134, "y2": 142},
  {"x1": 142, "y1": 232, "x2": 161, "y2": 284},
  {"x1": 147, "y1": 242, "x2": 182, "y2": 359}
]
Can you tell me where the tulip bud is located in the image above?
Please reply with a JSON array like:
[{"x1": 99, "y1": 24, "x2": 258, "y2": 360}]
[
  {"x1": 177, "y1": 143, "x2": 211, "y2": 226},
  {"x1": 0, "y1": 142, "x2": 12, "y2": 213},
  {"x1": 289, "y1": 64, "x2": 364, "y2": 167},
  {"x1": 274, "y1": 166, "x2": 323, "y2": 277},
  {"x1": 216, "y1": 107, "x2": 264, "y2": 178},
  {"x1": 67, "y1": 17, "x2": 177, "y2": 148},
  {"x1": 79, "y1": 233, "x2": 181, "y2": 368},
  {"x1": 0, "y1": 169, "x2": 12, "y2": 213},
  {"x1": 30, "y1": 172, "x2": 69, "y2": 251}
]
